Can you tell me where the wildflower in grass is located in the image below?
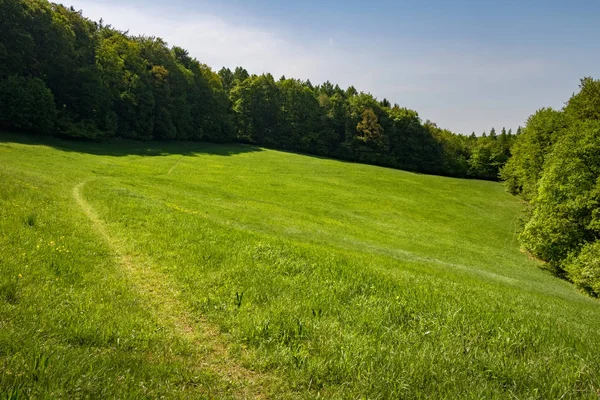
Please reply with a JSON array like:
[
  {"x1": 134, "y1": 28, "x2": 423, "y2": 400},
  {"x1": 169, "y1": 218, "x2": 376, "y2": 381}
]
[{"x1": 18, "y1": 274, "x2": 22, "y2": 278}]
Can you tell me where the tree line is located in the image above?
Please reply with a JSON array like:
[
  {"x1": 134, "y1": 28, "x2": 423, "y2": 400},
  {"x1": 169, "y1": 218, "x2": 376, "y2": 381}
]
[
  {"x1": 501, "y1": 77, "x2": 600, "y2": 296},
  {"x1": 0, "y1": 0, "x2": 515, "y2": 180}
]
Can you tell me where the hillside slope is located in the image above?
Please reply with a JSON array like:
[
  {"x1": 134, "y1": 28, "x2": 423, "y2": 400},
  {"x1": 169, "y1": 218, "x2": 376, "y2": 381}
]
[{"x1": 1, "y1": 132, "x2": 599, "y2": 399}]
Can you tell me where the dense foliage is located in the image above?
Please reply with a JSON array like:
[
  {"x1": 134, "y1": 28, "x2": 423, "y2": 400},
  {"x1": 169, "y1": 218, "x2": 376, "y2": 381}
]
[
  {"x1": 0, "y1": 0, "x2": 515, "y2": 180},
  {"x1": 501, "y1": 78, "x2": 600, "y2": 296}
]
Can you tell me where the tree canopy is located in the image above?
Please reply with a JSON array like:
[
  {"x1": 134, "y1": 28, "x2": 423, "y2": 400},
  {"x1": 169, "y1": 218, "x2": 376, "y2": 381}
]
[{"x1": 501, "y1": 78, "x2": 600, "y2": 296}]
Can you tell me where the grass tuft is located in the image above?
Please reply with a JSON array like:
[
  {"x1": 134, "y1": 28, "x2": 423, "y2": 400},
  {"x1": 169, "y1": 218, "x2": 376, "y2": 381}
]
[
  {"x1": 0, "y1": 280, "x2": 19, "y2": 305},
  {"x1": 24, "y1": 213, "x2": 36, "y2": 227}
]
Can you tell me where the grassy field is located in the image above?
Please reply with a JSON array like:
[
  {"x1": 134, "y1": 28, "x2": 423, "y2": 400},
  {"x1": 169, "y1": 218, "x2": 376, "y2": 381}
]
[{"x1": 1, "y1": 131, "x2": 599, "y2": 399}]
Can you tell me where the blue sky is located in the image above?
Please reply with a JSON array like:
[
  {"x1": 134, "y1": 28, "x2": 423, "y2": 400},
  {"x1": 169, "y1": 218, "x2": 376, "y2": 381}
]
[{"x1": 67, "y1": 0, "x2": 600, "y2": 134}]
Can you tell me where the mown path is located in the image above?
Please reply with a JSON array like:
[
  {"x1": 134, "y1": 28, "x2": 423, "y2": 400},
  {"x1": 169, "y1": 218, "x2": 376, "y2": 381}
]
[{"x1": 73, "y1": 180, "x2": 273, "y2": 399}]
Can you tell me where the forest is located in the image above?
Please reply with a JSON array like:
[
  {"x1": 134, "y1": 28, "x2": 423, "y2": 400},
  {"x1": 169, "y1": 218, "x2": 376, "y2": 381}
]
[
  {"x1": 0, "y1": 0, "x2": 515, "y2": 180},
  {"x1": 0, "y1": 0, "x2": 599, "y2": 295}
]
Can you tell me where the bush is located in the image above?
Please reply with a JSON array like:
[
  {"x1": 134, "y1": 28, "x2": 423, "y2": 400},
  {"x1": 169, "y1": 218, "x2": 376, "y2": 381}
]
[
  {"x1": 61, "y1": 119, "x2": 106, "y2": 140},
  {"x1": 564, "y1": 241, "x2": 600, "y2": 296}
]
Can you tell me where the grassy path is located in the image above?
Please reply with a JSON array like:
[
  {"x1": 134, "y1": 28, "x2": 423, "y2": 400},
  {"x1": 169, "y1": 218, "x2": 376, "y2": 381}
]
[
  {"x1": 73, "y1": 180, "x2": 273, "y2": 399},
  {"x1": 167, "y1": 156, "x2": 184, "y2": 175}
]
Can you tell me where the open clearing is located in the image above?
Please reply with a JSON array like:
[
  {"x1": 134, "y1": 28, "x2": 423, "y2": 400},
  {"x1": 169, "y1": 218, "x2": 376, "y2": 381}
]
[{"x1": 1, "y1": 132, "x2": 599, "y2": 399}]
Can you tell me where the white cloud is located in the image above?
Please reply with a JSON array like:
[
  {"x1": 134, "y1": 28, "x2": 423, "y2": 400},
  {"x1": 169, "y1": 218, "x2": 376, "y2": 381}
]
[
  {"x1": 67, "y1": 0, "x2": 436, "y2": 88},
  {"x1": 68, "y1": 0, "x2": 293, "y2": 75}
]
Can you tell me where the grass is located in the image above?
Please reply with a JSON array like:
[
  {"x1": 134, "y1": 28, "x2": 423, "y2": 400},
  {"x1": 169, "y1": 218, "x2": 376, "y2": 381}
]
[{"x1": 1, "y1": 131, "x2": 599, "y2": 399}]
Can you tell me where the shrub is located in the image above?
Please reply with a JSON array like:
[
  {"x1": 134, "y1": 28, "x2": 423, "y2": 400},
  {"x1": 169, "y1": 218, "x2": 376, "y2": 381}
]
[{"x1": 564, "y1": 241, "x2": 600, "y2": 296}]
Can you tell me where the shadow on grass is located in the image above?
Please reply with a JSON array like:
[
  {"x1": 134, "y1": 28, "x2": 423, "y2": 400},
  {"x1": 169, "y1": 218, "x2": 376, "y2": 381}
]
[{"x1": 0, "y1": 131, "x2": 263, "y2": 158}]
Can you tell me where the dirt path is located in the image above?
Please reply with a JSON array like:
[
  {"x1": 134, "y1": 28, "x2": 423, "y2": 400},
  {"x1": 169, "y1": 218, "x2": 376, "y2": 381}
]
[
  {"x1": 167, "y1": 156, "x2": 183, "y2": 175},
  {"x1": 73, "y1": 180, "x2": 273, "y2": 399}
]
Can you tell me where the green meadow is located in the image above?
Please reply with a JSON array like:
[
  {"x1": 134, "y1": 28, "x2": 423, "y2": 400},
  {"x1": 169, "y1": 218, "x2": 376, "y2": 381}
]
[{"x1": 1, "y1": 131, "x2": 599, "y2": 399}]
